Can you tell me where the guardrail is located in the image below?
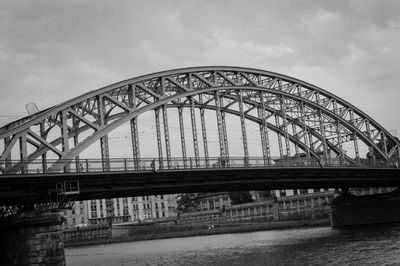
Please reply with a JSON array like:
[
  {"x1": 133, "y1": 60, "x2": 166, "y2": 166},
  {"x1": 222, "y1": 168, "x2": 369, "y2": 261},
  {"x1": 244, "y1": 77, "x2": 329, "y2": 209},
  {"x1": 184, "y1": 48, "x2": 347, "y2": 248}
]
[{"x1": 0, "y1": 156, "x2": 394, "y2": 175}]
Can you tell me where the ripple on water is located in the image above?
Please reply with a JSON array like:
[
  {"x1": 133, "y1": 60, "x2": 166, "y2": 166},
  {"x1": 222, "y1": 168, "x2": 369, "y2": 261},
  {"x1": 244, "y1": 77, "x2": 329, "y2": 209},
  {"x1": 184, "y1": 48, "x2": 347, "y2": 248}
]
[{"x1": 66, "y1": 224, "x2": 400, "y2": 266}]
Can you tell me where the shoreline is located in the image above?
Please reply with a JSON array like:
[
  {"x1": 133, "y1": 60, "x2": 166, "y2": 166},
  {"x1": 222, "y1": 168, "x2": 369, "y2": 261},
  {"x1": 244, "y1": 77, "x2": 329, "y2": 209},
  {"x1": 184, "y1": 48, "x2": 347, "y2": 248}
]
[{"x1": 64, "y1": 219, "x2": 330, "y2": 247}]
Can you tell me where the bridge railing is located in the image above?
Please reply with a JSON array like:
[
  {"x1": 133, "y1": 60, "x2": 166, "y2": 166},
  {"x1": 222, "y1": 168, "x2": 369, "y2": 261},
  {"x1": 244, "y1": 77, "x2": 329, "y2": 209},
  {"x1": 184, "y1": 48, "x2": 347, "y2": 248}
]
[{"x1": 0, "y1": 156, "x2": 395, "y2": 175}]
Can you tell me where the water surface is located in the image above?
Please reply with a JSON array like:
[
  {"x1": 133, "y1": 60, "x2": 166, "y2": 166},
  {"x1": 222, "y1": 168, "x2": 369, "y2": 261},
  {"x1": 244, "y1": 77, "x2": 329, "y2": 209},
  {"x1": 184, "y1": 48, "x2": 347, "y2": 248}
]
[{"x1": 66, "y1": 224, "x2": 400, "y2": 265}]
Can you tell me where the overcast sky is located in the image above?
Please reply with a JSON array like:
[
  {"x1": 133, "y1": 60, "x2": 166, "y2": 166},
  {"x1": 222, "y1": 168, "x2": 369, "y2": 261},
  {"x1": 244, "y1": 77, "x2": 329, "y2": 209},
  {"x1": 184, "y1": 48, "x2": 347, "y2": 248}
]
[{"x1": 1, "y1": 0, "x2": 399, "y2": 135}]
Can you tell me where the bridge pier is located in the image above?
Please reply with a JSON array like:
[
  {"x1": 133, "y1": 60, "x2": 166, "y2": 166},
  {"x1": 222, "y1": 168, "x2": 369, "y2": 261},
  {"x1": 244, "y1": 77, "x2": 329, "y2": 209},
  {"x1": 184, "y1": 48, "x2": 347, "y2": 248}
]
[
  {"x1": 330, "y1": 189, "x2": 400, "y2": 227},
  {"x1": 0, "y1": 212, "x2": 66, "y2": 265}
]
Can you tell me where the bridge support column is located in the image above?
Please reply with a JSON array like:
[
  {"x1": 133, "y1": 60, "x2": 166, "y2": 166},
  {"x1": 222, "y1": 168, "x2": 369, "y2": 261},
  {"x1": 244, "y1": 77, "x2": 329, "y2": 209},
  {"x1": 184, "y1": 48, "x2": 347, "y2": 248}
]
[
  {"x1": 330, "y1": 190, "x2": 400, "y2": 227},
  {"x1": 0, "y1": 212, "x2": 66, "y2": 265}
]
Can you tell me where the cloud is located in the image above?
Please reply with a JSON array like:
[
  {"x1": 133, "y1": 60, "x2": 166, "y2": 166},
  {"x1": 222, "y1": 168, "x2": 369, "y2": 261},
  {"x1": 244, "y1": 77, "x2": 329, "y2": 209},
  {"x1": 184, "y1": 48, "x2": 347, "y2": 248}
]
[
  {"x1": 0, "y1": 0, "x2": 399, "y2": 133},
  {"x1": 207, "y1": 31, "x2": 294, "y2": 59}
]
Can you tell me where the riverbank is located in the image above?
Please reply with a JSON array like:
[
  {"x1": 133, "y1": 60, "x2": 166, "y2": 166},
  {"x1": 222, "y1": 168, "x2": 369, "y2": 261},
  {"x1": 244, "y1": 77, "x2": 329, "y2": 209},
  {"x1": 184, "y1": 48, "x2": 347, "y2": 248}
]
[{"x1": 64, "y1": 218, "x2": 330, "y2": 247}]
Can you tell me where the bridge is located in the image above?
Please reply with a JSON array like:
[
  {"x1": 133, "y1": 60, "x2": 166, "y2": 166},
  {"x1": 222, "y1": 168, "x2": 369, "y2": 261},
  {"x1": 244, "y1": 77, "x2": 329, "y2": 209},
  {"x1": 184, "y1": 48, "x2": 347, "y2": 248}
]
[
  {"x1": 1, "y1": 66, "x2": 400, "y2": 265},
  {"x1": 0, "y1": 66, "x2": 399, "y2": 205}
]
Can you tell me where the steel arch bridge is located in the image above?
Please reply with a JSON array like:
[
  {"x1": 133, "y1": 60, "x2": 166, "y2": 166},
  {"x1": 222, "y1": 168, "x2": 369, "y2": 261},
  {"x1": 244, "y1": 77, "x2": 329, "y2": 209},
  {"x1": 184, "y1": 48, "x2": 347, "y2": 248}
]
[{"x1": 1, "y1": 66, "x2": 399, "y2": 175}]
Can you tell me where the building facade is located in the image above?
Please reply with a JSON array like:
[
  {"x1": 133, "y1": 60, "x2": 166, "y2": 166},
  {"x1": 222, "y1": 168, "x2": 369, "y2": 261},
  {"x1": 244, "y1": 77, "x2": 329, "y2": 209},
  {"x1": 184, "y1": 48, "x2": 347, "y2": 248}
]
[
  {"x1": 61, "y1": 188, "x2": 395, "y2": 228},
  {"x1": 194, "y1": 192, "x2": 231, "y2": 211},
  {"x1": 178, "y1": 190, "x2": 335, "y2": 225},
  {"x1": 61, "y1": 201, "x2": 89, "y2": 229},
  {"x1": 61, "y1": 194, "x2": 178, "y2": 228}
]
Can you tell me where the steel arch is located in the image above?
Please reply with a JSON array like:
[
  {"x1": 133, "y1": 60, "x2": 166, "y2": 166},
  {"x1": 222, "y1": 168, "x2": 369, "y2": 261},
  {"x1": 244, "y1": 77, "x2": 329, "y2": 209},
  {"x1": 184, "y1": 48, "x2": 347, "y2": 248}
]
[{"x1": 1, "y1": 66, "x2": 399, "y2": 174}]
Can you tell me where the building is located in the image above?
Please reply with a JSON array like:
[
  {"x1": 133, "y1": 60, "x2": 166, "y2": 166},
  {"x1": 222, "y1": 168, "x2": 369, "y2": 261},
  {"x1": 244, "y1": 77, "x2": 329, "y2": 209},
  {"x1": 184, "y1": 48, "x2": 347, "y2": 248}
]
[
  {"x1": 88, "y1": 194, "x2": 177, "y2": 225},
  {"x1": 130, "y1": 194, "x2": 177, "y2": 221},
  {"x1": 273, "y1": 188, "x2": 333, "y2": 198},
  {"x1": 178, "y1": 190, "x2": 335, "y2": 225},
  {"x1": 61, "y1": 188, "x2": 396, "y2": 228},
  {"x1": 61, "y1": 200, "x2": 89, "y2": 229},
  {"x1": 194, "y1": 192, "x2": 231, "y2": 211},
  {"x1": 349, "y1": 187, "x2": 395, "y2": 196},
  {"x1": 61, "y1": 194, "x2": 178, "y2": 228},
  {"x1": 192, "y1": 191, "x2": 273, "y2": 212}
]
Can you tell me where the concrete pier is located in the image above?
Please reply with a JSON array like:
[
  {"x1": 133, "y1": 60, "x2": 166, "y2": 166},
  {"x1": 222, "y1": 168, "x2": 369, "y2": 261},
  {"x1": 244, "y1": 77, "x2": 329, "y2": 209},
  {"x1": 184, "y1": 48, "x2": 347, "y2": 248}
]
[{"x1": 0, "y1": 212, "x2": 66, "y2": 265}]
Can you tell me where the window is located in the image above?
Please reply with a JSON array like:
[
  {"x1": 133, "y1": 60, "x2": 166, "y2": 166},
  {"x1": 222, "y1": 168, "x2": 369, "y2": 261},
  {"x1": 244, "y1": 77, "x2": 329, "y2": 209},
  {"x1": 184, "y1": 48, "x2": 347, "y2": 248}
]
[
  {"x1": 81, "y1": 218, "x2": 85, "y2": 224},
  {"x1": 72, "y1": 218, "x2": 76, "y2": 225},
  {"x1": 161, "y1": 202, "x2": 165, "y2": 209},
  {"x1": 162, "y1": 212, "x2": 165, "y2": 217},
  {"x1": 160, "y1": 195, "x2": 164, "y2": 199}
]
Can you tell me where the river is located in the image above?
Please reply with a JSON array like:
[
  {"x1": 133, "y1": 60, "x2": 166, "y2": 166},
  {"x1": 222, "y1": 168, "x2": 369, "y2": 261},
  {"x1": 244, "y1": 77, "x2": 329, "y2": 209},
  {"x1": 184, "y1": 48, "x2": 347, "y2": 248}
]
[{"x1": 65, "y1": 224, "x2": 400, "y2": 265}]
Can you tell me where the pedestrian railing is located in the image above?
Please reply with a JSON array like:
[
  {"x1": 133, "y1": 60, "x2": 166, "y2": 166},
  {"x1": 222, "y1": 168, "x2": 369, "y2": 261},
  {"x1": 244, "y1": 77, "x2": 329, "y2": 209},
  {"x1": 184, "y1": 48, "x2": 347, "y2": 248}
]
[{"x1": 0, "y1": 156, "x2": 395, "y2": 175}]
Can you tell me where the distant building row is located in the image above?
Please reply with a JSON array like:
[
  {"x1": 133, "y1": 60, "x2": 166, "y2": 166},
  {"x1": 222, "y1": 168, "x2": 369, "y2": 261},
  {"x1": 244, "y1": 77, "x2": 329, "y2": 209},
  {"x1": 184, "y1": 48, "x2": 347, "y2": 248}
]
[
  {"x1": 61, "y1": 188, "x2": 394, "y2": 228},
  {"x1": 61, "y1": 194, "x2": 177, "y2": 228}
]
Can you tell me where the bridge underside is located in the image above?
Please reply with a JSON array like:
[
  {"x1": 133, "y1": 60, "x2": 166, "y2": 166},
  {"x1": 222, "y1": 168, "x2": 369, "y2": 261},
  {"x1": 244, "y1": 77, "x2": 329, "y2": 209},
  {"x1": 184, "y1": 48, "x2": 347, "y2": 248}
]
[{"x1": 0, "y1": 167, "x2": 399, "y2": 205}]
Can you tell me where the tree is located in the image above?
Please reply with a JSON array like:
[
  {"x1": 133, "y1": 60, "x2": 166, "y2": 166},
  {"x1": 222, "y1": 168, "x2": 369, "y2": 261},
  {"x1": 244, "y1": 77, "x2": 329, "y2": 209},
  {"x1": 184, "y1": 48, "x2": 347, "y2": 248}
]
[
  {"x1": 176, "y1": 193, "x2": 197, "y2": 213},
  {"x1": 228, "y1": 191, "x2": 254, "y2": 205},
  {"x1": 0, "y1": 205, "x2": 21, "y2": 218}
]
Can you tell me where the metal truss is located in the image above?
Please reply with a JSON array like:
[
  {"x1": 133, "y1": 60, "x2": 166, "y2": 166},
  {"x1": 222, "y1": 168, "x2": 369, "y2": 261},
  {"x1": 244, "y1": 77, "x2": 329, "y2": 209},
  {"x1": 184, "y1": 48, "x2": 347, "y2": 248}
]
[{"x1": 1, "y1": 66, "x2": 399, "y2": 174}]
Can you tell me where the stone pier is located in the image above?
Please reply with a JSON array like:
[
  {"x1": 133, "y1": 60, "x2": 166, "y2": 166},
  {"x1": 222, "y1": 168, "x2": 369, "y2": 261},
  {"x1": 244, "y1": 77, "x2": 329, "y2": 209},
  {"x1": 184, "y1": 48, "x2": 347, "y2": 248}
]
[
  {"x1": 0, "y1": 212, "x2": 66, "y2": 265},
  {"x1": 330, "y1": 190, "x2": 400, "y2": 227}
]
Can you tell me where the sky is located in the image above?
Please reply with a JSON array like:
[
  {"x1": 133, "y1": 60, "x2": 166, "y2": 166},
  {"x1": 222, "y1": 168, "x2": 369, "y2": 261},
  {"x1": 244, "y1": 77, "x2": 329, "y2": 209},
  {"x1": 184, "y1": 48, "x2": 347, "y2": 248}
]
[{"x1": 1, "y1": 0, "x2": 400, "y2": 137}]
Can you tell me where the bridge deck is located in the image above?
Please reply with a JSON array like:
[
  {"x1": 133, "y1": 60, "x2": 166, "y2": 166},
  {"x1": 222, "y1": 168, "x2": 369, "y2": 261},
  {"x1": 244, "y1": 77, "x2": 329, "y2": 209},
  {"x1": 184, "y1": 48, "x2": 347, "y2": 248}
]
[{"x1": 1, "y1": 166, "x2": 399, "y2": 205}]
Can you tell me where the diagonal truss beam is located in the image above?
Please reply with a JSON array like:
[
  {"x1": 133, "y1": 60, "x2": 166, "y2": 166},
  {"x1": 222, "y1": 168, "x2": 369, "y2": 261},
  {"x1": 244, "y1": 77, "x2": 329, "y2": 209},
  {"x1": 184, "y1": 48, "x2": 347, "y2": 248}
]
[{"x1": 1, "y1": 67, "x2": 398, "y2": 173}]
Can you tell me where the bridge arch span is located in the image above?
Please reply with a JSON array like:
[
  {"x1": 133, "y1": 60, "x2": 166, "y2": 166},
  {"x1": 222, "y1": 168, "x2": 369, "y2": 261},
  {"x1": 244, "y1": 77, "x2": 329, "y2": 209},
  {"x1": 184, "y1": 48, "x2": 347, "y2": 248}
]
[{"x1": 0, "y1": 66, "x2": 399, "y2": 174}]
